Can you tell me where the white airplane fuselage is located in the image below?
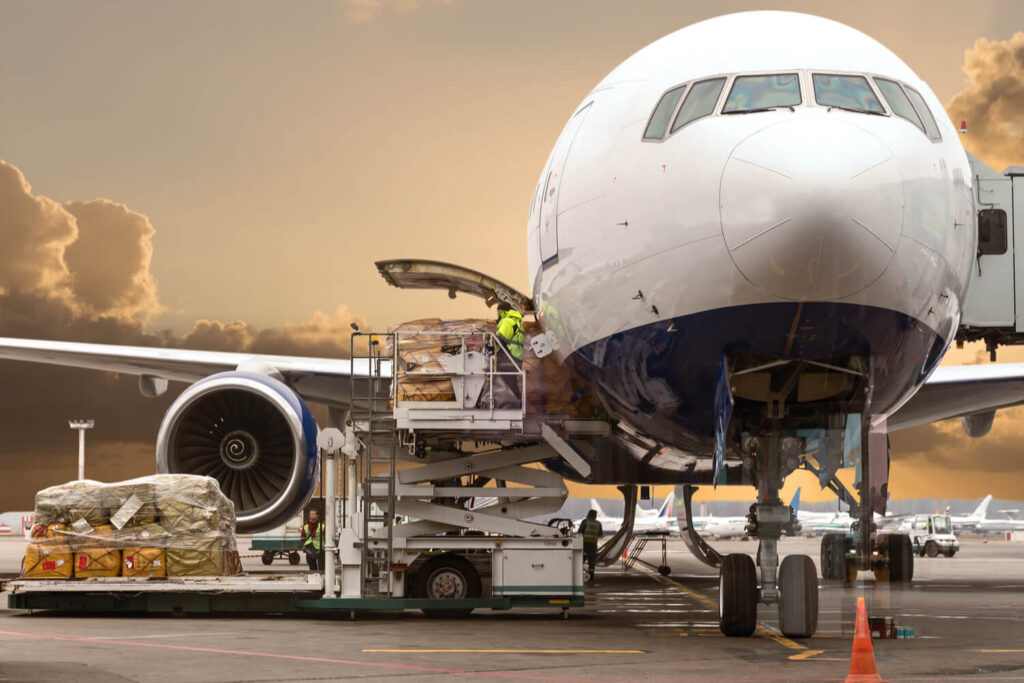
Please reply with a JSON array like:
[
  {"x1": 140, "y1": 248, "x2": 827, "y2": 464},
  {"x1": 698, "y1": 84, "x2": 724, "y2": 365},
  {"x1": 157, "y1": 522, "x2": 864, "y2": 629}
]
[{"x1": 527, "y1": 12, "x2": 973, "y2": 479}]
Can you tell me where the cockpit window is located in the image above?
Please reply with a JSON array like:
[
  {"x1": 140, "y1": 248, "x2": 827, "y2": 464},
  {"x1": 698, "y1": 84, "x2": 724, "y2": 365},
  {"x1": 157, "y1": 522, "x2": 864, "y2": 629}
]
[
  {"x1": 874, "y1": 78, "x2": 924, "y2": 132},
  {"x1": 812, "y1": 74, "x2": 884, "y2": 113},
  {"x1": 904, "y1": 86, "x2": 942, "y2": 140},
  {"x1": 723, "y1": 74, "x2": 801, "y2": 113},
  {"x1": 671, "y1": 78, "x2": 726, "y2": 132},
  {"x1": 644, "y1": 85, "x2": 687, "y2": 140}
]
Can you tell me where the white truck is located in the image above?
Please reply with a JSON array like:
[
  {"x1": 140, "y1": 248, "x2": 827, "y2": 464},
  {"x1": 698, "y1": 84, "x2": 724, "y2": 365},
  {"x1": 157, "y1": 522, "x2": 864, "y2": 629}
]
[{"x1": 902, "y1": 514, "x2": 959, "y2": 558}]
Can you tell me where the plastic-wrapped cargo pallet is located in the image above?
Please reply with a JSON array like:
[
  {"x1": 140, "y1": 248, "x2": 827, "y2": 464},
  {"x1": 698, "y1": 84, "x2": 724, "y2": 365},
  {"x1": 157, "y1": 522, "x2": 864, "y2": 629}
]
[
  {"x1": 388, "y1": 317, "x2": 579, "y2": 415},
  {"x1": 21, "y1": 474, "x2": 241, "y2": 579}
]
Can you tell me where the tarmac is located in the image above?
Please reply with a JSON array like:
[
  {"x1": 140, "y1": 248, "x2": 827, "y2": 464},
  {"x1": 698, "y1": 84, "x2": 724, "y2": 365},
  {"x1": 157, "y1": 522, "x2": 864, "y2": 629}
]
[{"x1": 1, "y1": 535, "x2": 1023, "y2": 682}]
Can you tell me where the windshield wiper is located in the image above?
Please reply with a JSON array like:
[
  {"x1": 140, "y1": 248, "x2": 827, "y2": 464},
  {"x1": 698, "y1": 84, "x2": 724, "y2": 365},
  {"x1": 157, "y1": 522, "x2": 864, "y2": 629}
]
[
  {"x1": 721, "y1": 105, "x2": 796, "y2": 115},
  {"x1": 826, "y1": 105, "x2": 886, "y2": 116}
]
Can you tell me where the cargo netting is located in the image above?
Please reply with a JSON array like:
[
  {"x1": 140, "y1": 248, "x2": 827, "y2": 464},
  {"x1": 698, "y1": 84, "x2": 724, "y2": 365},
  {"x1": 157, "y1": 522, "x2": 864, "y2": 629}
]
[{"x1": 22, "y1": 475, "x2": 242, "y2": 579}]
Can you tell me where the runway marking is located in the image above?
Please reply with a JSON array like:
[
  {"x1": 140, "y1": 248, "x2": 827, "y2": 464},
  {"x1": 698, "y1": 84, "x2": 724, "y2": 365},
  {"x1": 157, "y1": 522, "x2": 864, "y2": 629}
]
[
  {"x1": 88, "y1": 632, "x2": 237, "y2": 640},
  {"x1": 631, "y1": 563, "x2": 829, "y2": 659},
  {"x1": 363, "y1": 649, "x2": 645, "y2": 654},
  {"x1": 0, "y1": 628, "x2": 861, "y2": 682}
]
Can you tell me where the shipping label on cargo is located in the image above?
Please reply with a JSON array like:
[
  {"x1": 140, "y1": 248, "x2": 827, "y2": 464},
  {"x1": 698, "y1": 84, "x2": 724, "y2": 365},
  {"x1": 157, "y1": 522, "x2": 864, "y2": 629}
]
[
  {"x1": 110, "y1": 494, "x2": 144, "y2": 529},
  {"x1": 71, "y1": 518, "x2": 94, "y2": 535}
]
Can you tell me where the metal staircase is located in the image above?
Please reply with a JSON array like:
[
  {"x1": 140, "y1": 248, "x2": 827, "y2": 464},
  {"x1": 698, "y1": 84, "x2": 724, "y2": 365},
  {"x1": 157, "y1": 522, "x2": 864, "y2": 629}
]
[{"x1": 350, "y1": 332, "x2": 397, "y2": 596}]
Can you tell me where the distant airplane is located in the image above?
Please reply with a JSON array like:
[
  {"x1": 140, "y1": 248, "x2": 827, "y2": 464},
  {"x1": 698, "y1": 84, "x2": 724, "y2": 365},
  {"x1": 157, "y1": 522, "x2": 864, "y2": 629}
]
[
  {"x1": 948, "y1": 495, "x2": 1024, "y2": 534},
  {"x1": 949, "y1": 495, "x2": 994, "y2": 532},
  {"x1": 586, "y1": 493, "x2": 675, "y2": 536},
  {"x1": 680, "y1": 489, "x2": 802, "y2": 540}
]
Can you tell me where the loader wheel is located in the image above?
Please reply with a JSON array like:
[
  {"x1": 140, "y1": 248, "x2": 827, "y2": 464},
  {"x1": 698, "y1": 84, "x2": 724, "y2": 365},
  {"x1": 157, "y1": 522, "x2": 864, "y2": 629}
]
[{"x1": 414, "y1": 555, "x2": 481, "y2": 619}]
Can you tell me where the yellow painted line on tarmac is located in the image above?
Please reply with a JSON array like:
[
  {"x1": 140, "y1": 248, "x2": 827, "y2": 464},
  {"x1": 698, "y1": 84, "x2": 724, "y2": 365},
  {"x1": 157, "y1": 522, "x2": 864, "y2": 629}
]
[
  {"x1": 631, "y1": 563, "x2": 833, "y2": 661},
  {"x1": 363, "y1": 649, "x2": 645, "y2": 654},
  {"x1": 980, "y1": 649, "x2": 1024, "y2": 653}
]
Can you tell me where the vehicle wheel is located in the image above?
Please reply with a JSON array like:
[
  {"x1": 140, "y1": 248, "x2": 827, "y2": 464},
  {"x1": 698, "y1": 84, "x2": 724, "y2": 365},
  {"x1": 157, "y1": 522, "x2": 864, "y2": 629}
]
[
  {"x1": 820, "y1": 533, "x2": 847, "y2": 581},
  {"x1": 888, "y1": 534, "x2": 914, "y2": 583},
  {"x1": 719, "y1": 553, "x2": 757, "y2": 637},
  {"x1": 779, "y1": 555, "x2": 818, "y2": 638},
  {"x1": 261, "y1": 550, "x2": 274, "y2": 565},
  {"x1": 414, "y1": 555, "x2": 481, "y2": 618},
  {"x1": 658, "y1": 565, "x2": 671, "y2": 576},
  {"x1": 925, "y1": 541, "x2": 939, "y2": 558},
  {"x1": 288, "y1": 552, "x2": 301, "y2": 566}
]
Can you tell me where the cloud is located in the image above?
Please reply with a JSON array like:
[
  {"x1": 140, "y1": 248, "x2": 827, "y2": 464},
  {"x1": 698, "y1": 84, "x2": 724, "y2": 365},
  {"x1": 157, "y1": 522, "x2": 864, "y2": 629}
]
[
  {"x1": 179, "y1": 306, "x2": 367, "y2": 356},
  {"x1": 0, "y1": 162, "x2": 77, "y2": 301},
  {"x1": 343, "y1": 0, "x2": 453, "y2": 23},
  {"x1": 64, "y1": 199, "x2": 160, "y2": 321},
  {"x1": 947, "y1": 32, "x2": 1024, "y2": 172},
  {"x1": 0, "y1": 160, "x2": 368, "y2": 511}
]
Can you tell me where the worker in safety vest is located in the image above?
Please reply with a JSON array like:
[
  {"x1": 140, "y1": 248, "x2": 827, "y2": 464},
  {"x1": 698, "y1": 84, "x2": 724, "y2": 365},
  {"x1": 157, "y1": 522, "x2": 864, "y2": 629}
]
[
  {"x1": 578, "y1": 509, "x2": 603, "y2": 582},
  {"x1": 301, "y1": 509, "x2": 325, "y2": 571},
  {"x1": 494, "y1": 302, "x2": 524, "y2": 406}
]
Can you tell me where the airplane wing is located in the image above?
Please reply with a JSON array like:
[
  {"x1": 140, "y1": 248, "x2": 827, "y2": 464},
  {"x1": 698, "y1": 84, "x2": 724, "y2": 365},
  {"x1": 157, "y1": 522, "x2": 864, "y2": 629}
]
[
  {"x1": 888, "y1": 364, "x2": 1024, "y2": 431},
  {"x1": 0, "y1": 337, "x2": 390, "y2": 407}
]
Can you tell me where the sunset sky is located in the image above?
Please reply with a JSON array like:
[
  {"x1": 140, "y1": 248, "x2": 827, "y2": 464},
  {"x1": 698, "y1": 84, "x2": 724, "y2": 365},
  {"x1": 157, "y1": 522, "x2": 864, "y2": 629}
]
[{"x1": 3, "y1": 1, "x2": 1024, "y2": 509}]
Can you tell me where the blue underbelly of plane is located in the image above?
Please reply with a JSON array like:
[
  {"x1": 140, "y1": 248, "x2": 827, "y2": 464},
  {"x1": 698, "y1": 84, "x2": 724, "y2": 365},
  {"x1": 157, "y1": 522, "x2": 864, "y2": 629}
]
[{"x1": 570, "y1": 302, "x2": 946, "y2": 460}]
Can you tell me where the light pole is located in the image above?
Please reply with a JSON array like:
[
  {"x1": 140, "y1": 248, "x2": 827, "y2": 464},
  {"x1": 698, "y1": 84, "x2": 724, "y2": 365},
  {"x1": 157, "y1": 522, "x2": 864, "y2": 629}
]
[{"x1": 68, "y1": 420, "x2": 95, "y2": 481}]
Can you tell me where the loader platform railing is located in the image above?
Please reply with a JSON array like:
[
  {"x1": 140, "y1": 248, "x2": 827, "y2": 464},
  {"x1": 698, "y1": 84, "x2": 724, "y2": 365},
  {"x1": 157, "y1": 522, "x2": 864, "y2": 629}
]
[{"x1": 384, "y1": 328, "x2": 528, "y2": 433}]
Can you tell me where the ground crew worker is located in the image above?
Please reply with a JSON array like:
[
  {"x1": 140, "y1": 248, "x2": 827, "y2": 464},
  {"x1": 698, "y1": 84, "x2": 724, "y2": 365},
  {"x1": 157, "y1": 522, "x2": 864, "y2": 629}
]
[
  {"x1": 494, "y1": 302, "x2": 524, "y2": 405},
  {"x1": 301, "y1": 508, "x2": 325, "y2": 571},
  {"x1": 579, "y1": 509, "x2": 603, "y2": 582}
]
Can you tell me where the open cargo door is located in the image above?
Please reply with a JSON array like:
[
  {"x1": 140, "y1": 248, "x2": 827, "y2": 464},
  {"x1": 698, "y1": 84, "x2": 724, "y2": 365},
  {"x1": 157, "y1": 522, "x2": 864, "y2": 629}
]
[{"x1": 376, "y1": 259, "x2": 534, "y2": 313}]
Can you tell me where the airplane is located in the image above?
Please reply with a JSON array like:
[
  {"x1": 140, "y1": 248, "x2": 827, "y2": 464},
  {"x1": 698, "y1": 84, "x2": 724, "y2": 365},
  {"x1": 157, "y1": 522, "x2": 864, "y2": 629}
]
[
  {"x1": 5, "y1": 10, "x2": 1024, "y2": 637},
  {"x1": 681, "y1": 489, "x2": 802, "y2": 540},
  {"x1": 949, "y1": 495, "x2": 993, "y2": 532},
  {"x1": 948, "y1": 495, "x2": 1024, "y2": 534},
  {"x1": 585, "y1": 493, "x2": 676, "y2": 536}
]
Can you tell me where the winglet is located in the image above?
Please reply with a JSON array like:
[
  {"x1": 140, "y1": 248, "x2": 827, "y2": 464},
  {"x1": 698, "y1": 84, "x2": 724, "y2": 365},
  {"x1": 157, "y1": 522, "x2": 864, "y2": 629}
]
[
  {"x1": 590, "y1": 498, "x2": 608, "y2": 518},
  {"x1": 789, "y1": 487, "x2": 801, "y2": 515}
]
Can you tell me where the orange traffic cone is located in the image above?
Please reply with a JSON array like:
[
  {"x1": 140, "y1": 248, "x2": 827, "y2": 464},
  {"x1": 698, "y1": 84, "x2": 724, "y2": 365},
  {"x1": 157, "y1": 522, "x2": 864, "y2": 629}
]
[{"x1": 846, "y1": 597, "x2": 886, "y2": 683}]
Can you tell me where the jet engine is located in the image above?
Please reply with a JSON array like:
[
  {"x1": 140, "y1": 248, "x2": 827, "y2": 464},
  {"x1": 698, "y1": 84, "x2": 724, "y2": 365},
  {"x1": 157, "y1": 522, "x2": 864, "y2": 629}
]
[
  {"x1": 961, "y1": 411, "x2": 995, "y2": 439},
  {"x1": 156, "y1": 372, "x2": 319, "y2": 533}
]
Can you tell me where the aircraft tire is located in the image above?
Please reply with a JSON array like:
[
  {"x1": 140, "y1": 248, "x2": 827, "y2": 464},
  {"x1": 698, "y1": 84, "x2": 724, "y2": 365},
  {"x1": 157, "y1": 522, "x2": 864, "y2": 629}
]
[
  {"x1": 888, "y1": 533, "x2": 914, "y2": 582},
  {"x1": 719, "y1": 553, "x2": 757, "y2": 637},
  {"x1": 778, "y1": 554, "x2": 818, "y2": 638},
  {"x1": 820, "y1": 533, "x2": 847, "y2": 580}
]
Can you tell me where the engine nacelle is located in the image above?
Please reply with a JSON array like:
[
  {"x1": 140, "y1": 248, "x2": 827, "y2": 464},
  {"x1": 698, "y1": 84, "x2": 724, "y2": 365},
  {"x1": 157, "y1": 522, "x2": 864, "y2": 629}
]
[
  {"x1": 156, "y1": 372, "x2": 319, "y2": 533},
  {"x1": 961, "y1": 411, "x2": 996, "y2": 439}
]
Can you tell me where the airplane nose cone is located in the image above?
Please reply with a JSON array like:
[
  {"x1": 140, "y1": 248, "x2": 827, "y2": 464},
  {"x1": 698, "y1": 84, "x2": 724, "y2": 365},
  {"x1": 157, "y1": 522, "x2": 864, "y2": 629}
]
[{"x1": 720, "y1": 118, "x2": 903, "y2": 300}]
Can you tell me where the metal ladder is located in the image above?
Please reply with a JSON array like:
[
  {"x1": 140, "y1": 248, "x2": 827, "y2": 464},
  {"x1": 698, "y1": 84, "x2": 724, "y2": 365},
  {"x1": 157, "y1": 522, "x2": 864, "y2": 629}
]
[{"x1": 349, "y1": 332, "x2": 397, "y2": 596}]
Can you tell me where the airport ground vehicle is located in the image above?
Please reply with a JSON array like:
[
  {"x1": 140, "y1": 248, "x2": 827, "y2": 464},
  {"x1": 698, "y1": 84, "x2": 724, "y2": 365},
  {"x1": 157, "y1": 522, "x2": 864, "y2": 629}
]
[
  {"x1": 5, "y1": 329, "x2": 585, "y2": 617},
  {"x1": 904, "y1": 514, "x2": 959, "y2": 558},
  {"x1": 251, "y1": 516, "x2": 304, "y2": 565}
]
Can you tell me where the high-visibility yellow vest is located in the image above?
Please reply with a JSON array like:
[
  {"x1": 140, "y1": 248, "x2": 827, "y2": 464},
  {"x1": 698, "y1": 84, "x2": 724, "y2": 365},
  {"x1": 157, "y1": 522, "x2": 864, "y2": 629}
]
[
  {"x1": 303, "y1": 522, "x2": 324, "y2": 550},
  {"x1": 581, "y1": 519, "x2": 602, "y2": 543},
  {"x1": 497, "y1": 310, "x2": 525, "y2": 361}
]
